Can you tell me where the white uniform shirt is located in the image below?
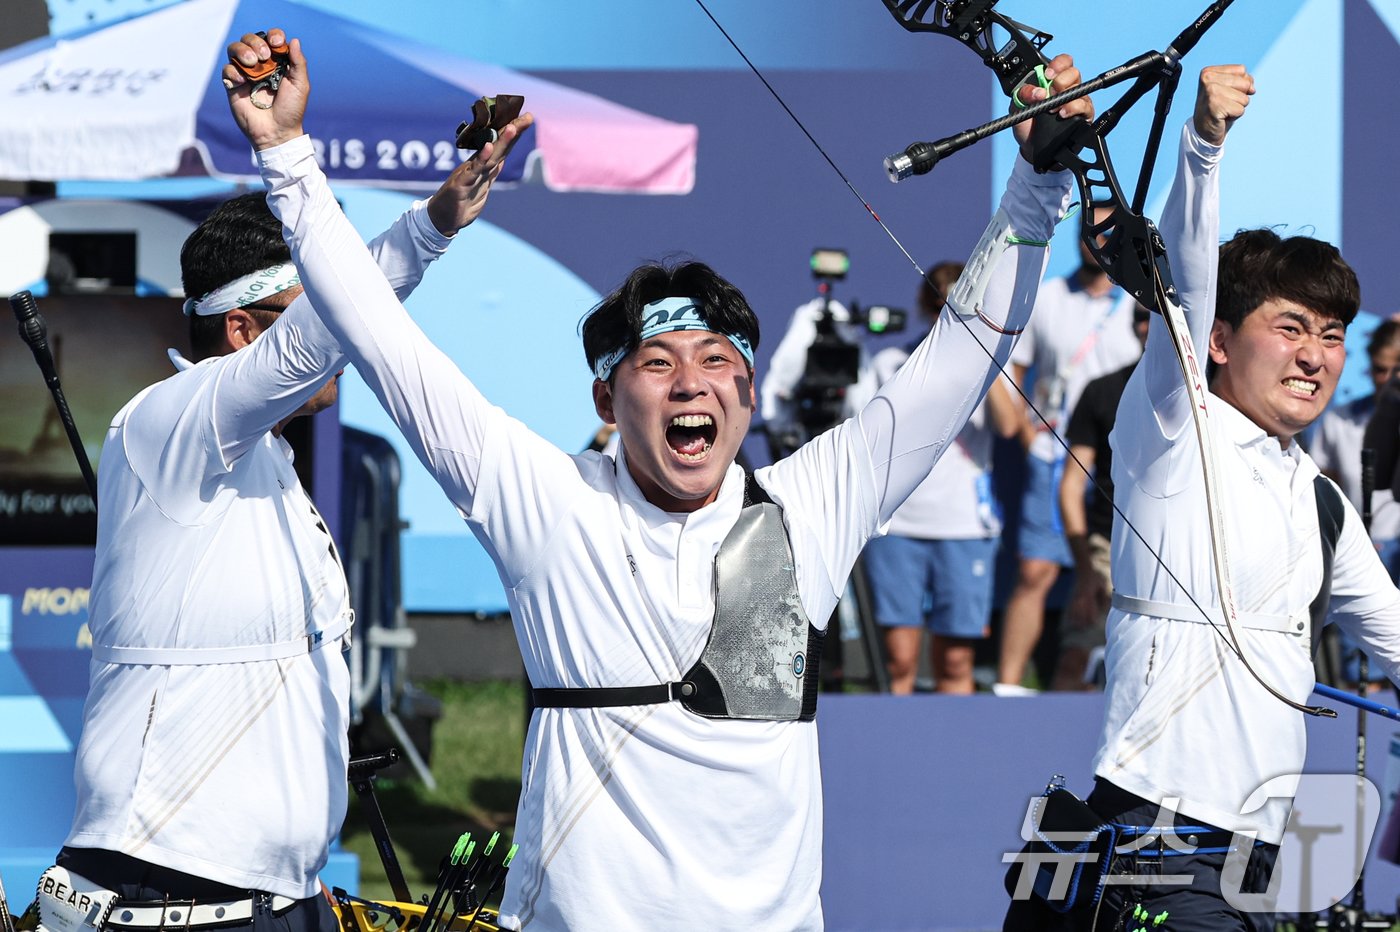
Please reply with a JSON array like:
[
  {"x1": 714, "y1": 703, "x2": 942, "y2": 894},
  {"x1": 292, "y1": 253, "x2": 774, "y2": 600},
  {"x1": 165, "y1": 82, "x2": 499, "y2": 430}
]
[
  {"x1": 1098, "y1": 124, "x2": 1400, "y2": 844},
  {"x1": 1310, "y1": 395, "x2": 1400, "y2": 543},
  {"x1": 260, "y1": 134, "x2": 1072, "y2": 929},
  {"x1": 871, "y1": 342, "x2": 1003, "y2": 539},
  {"x1": 66, "y1": 197, "x2": 451, "y2": 898},
  {"x1": 1011, "y1": 274, "x2": 1141, "y2": 463}
]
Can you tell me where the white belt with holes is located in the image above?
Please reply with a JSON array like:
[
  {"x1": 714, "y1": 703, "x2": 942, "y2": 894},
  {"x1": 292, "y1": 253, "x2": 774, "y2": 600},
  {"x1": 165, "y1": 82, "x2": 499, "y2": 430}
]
[
  {"x1": 34, "y1": 867, "x2": 295, "y2": 932},
  {"x1": 1111, "y1": 593, "x2": 1308, "y2": 636},
  {"x1": 107, "y1": 896, "x2": 298, "y2": 930}
]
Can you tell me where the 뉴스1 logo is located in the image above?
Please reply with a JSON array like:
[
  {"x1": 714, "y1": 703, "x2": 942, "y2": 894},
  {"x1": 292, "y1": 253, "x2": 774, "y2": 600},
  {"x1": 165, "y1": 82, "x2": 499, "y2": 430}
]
[{"x1": 1003, "y1": 773, "x2": 1383, "y2": 914}]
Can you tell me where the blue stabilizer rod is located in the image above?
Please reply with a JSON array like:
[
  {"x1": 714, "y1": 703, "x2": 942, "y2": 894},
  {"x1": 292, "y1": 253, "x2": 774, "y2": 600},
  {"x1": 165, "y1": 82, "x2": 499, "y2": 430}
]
[{"x1": 1313, "y1": 683, "x2": 1400, "y2": 723}]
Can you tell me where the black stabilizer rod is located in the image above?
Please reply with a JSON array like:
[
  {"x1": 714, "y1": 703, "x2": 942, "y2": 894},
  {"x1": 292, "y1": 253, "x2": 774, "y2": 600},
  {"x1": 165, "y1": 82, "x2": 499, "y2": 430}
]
[
  {"x1": 1165, "y1": 0, "x2": 1236, "y2": 63},
  {"x1": 10, "y1": 290, "x2": 98, "y2": 503},
  {"x1": 884, "y1": 49, "x2": 1160, "y2": 181},
  {"x1": 347, "y1": 749, "x2": 413, "y2": 904}
]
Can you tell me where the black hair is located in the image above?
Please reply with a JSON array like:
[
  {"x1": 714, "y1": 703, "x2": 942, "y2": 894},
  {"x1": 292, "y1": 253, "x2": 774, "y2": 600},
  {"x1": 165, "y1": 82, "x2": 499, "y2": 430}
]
[
  {"x1": 1216, "y1": 228, "x2": 1360, "y2": 331},
  {"x1": 918, "y1": 260, "x2": 964, "y2": 318},
  {"x1": 581, "y1": 259, "x2": 760, "y2": 378},
  {"x1": 1369, "y1": 318, "x2": 1400, "y2": 358},
  {"x1": 181, "y1": 192, "x2": 290, "y2": 361}
]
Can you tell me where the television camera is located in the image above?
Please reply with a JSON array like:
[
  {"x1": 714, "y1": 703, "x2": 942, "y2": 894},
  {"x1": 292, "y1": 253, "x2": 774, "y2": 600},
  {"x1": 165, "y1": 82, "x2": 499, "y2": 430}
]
[{"x1": 767, "y1": 248, "x2": 907, "y2": 459}]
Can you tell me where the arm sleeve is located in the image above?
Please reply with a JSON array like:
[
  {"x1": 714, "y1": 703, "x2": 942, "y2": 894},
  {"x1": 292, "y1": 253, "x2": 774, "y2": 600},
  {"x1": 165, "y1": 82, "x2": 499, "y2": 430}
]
[
  {"x1": 207, "y1": 159, "x2": 454, "y2": 468},
  {"x1": 1010, "y1": 315, "x2": 1037, "y2": 371},
  {"x1": 256, "y1": 135, "x2": 494, "y2": 514},
  {"x1": 1131, "y1": 123, "x2": 1224, "y2": 453},
  {"x1": 856, "y1": 156, "x2": 1073, "y2": 524}
]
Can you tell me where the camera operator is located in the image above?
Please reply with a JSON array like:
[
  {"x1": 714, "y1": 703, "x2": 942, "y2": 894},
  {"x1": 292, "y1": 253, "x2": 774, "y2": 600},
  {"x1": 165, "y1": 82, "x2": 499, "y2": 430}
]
[{"x1": 760, "y1": 249, "x2": 902, "y2": 459}]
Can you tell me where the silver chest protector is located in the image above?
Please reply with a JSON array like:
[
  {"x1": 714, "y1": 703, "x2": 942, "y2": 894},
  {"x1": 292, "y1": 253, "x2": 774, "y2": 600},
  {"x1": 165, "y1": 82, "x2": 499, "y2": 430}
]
[
  {"x1": 530, "y1": 475, "x2": 823, "y2": 722},
  {"x1": 677, "y1": 475, "x2": 822, "y2": 721}
]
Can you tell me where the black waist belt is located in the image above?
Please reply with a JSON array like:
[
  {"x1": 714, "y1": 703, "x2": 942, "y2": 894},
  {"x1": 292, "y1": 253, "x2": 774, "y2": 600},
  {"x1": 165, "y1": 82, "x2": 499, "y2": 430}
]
[
  {"x1": 1113, "y1": 823, "x2": 1250, "y2": 856},
  {"x1": 532, "y1": 682, "x2": 697, "y2": 708},
  {"x1": 57, "y1": 847, "x2": 251, "y2": 901},
  {"x1": 1089, "y1": 781, "x2": 1269, "y2": 857}
]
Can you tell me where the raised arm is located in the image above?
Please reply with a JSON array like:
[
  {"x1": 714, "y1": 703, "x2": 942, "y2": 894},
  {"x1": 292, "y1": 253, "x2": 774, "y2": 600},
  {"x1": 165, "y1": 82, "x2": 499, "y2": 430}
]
[
  {"x1": 846, "y1": 55, "x2": 1083, "y2": 523},
  {"x1": 224, "y1": 31, "x2": 534, "y2": 512},
  {"x1": 1136, "y1": 65, "x2": 1253, "y2": 442},
  {"x1": 207, "y1": 197, "x2": 452, "y2": 468},
  {"x1": 203, "y1": 30, "x2": 519, "y2": 468}
]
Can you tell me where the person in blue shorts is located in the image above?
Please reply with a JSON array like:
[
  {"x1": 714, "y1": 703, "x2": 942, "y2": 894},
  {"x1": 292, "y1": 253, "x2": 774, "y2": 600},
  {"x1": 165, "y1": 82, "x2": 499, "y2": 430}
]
[
  {"x1": 995, "y1": 214, "x2": 1141, "y2": 693},
  {"x1": 865, "y1": 262, "x2": 1021, "y2": 693}
]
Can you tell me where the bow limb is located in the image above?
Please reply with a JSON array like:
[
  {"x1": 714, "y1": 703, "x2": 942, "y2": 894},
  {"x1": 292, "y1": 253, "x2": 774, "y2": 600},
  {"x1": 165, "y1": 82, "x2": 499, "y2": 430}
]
[{"x1": 880, "y1": 0, "x2": 1053, "y2": 99}]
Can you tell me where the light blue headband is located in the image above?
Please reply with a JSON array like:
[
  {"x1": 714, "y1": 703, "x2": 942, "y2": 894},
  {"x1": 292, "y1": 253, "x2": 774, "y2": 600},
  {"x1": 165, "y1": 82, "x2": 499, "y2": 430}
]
[{"x1": 592, "y1": 296, "x2": 755, "y2": 381}]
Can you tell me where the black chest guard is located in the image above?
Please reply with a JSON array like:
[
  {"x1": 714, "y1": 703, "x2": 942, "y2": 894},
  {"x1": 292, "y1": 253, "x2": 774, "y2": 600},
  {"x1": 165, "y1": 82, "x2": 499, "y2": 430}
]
[{"x1": 531, "y1": 474, "x2": 824, "y2": 722}]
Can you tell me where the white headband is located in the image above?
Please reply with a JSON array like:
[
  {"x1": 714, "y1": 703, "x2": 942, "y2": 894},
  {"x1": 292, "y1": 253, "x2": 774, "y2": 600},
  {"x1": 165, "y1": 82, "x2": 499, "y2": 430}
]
[{"x1": 182, "y1": 263, "x2": 302, "y2": 317}]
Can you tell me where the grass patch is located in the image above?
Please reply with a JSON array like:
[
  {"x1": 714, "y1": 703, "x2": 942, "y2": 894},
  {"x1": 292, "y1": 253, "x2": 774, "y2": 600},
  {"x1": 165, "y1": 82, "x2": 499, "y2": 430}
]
[{"x1": 340, "y1": 679, "x2": 526, "y2": 904}]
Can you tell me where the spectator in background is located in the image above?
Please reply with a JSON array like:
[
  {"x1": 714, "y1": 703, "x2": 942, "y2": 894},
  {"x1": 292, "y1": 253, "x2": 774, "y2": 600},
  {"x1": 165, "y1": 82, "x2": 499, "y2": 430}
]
[
  {"x1": 584, "y1": 422, "x2": 620, "y2": 456},
  {"x1": 1314, "y1": 319, "x2": 1400, "y2": 686},
  {"x1": 1326, "y1": 320, "x2": 1400, "y2": 575},
  {"x1": 1051, "y1": 304, "x2": 1152, "y2": 691},
  {"x1": 1364, "y1": 319, "x2": 1400, "y2": 509},
  {"x1": 865, "y1": 261, "x2": 1020, "y2": 694},
  {"x1": 995, "y1": 213, "x2": 1143, "y2": 694},
  {"x1": 760, "y1": 287, "x2": 877, "y2": 459}
]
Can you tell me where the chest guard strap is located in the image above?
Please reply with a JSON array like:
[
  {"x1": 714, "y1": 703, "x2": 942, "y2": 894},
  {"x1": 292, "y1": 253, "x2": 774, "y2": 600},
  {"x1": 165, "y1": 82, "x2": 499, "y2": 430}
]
[
  {"x1": 531, "y1": 474, "x2": 823, "y2": 722},
  {"x1": 1310, "y1": 474, "x2": 1345, "y2": 654}
]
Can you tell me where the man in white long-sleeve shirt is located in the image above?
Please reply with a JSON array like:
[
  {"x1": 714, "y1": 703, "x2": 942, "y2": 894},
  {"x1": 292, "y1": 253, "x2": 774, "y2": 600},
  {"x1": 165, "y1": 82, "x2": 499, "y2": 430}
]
[
  {"x1": 1009, "y1": 65, "x2": 1400, "y2": 932},
  {"x1": 45, "y1": 28, "x2": 527, "y2": 932},
  {"x1": 225, "y1": 32, "x2": 1088, "y2": 931}
]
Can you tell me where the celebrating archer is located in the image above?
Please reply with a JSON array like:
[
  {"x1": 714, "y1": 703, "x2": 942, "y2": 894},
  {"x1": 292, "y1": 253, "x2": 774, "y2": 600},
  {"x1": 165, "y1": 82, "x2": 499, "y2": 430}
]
[{"x1": 220, "y1": 24, "x2": 1095, "y2": 932}]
